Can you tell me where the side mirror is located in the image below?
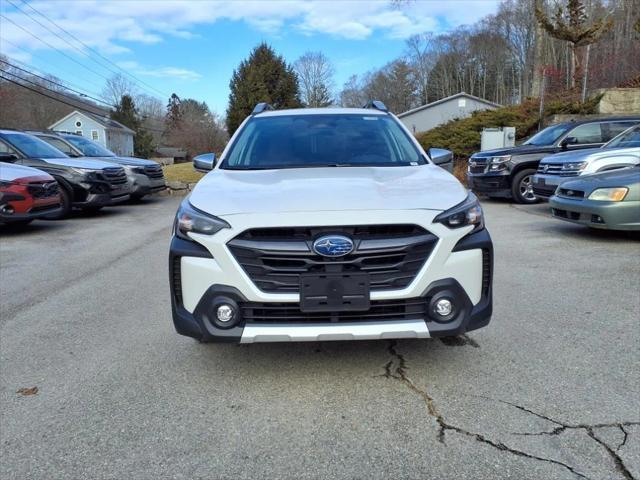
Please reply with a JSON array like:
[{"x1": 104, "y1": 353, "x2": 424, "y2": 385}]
[
  {"x1": 560, "y1": 137, "x2": 578, "y2": 150},
  {"x1": 193, "y1": 153, "x2": 216, "y2": 172},
  {"x1": 0, "y1": 153, "x2": 18, "y2": 162},
  {"x1": 428, "y1": 147, "x2": 453, "y2": 172}
]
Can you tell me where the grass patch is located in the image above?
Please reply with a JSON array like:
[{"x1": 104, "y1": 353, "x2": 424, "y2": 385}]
[{"x1": 162, "y1": 162, "x2": 205, "y2": 184}]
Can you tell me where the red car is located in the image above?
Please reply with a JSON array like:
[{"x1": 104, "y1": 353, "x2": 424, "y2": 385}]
[{"x1": 0, "y1": 162, "x2": 61, "y2": 225}]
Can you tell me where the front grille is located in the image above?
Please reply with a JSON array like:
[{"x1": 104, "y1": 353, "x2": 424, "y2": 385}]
[
  {"x1": 172, "y1": 256, "x2": 183, "y2": 305},
  {"x1": 27, "y1": 181, "x2": 59, "y2": 199},
  {"x1": 532, "y1": 185, "x2": 556, "y2": 197},
  {"x1": 144, "y1": 164, "x2": 164, "y2": 179},
  {"x1": 241, "y1": 298, "x2": 426, "y2": 323},
  {"x1": 537, "y1": 163, "x2": 578, "y2": 177},
  {"x1": 228, "y1": 225, "x2": 438, "y2": 293},
  {"x1": 469, "y1": 157, "x2": 488, "y2": 174},
  {"x1": 558, "y1": 188, "x2": 585, "y2": 198},
  {"x1": 101, "y1": 167, "x2": 128, "y2": 187},
  {"x1": 552, "y1": 208, "x2": 581, "y2": 220}
]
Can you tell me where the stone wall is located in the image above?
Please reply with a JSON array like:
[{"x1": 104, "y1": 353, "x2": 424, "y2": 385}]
[{"x1": 593, "y1": 88, "x2": 640, "y2": 115}]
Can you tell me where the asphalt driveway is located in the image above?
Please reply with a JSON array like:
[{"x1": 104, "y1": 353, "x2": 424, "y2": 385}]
[{"x1": 1, "y1": 196, "x2": 638, "y2": 479}]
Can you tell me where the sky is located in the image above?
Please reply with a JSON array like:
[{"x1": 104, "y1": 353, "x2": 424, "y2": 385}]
[{"x1": 0, "y1": 0, "x2": 501, "y2": 115}]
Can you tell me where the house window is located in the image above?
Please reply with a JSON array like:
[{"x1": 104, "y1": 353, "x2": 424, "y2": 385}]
[
  {"x1": 91, "y1": 130, "x2": 99, "y2": 141},
  {"x1": 76, "y1": 130, "x2": 83, "y2": 136},
  {"x1": 75, "y1": 120, "x2": 82, "y2": 128}
]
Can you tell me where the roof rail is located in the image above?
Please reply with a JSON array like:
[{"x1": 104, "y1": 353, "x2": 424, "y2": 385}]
[
  {"x1": 363, "y1": 100, "x2": 388, "y2": 112},
  {"x1": 252, "y1": 102, "x2": 275, "y2": 115}
]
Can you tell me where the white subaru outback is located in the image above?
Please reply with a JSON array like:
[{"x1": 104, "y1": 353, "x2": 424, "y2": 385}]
[{"x1": 169, "y1": 102, "x2": 493, "y2": 343}]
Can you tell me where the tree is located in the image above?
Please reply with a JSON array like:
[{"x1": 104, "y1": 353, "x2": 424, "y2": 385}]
[
  {"x1": 165, "y1": 93, "x2": 182, "y2": 130},
  {"x1": 294, "y1": 51, "x2": 334, "y2": 107},
  {"x1": 535, "y1": 0, "x2": 613, "y2": 89},
  {"x1": 111, "y1": 94, "x2": 155, "y2": 158},
  {"x1": 226, "y1": 43, "x2": 301, "y2": 135},
  {"x1": 102, "y1": 73, "x2": 138, "y2": 107},
  {"x1": 339, "y1": 75, "x2": 366, "y2": 107},
  {"x1": 405, "y1": 33, "x2": 436, "y2": 105}
]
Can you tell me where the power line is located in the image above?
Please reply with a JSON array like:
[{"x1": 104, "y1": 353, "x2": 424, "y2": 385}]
[
  {"x1": 0, "y1": 59, "x2": 115, "y2": 108},
  {"x1": 0, "y1": 37, "x2": 109, "y2": 94},
  {"x1": 0, "y1": 13, "x2": 115, "y2": 83},
  {"x1": 0, "y1": 74, "x2": 166, "y2": 134},
  {"x1": 13, "y1": 0, "x2": 170, "y2": 99}
]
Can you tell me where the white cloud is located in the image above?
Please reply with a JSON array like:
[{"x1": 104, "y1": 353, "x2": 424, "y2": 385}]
[
  {"x1": 117, "y1": 61, "x2": 202, "y2": 81},
  {"x1": 1, "y1": 0, "x2": 501, "y2": 57}
]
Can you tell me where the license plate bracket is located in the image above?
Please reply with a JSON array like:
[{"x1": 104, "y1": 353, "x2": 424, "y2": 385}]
[{"x1": 300, "y1": 273, "x2": 370, "y2": 313}]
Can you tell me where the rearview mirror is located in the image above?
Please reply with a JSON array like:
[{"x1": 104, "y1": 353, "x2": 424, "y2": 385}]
[
  {"x1": 0, "y1": 153, "x2": 18, "y2": 162},
  {"x1": 193, "y1": 153, "x2": 216, "y2": 172},
  {"x1": 428, "y1": 147, "x2": 453, "y2": 172}
]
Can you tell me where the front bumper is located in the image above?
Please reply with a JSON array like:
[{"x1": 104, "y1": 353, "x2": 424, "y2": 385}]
[
  {"x1": 129, "y1": 173, "x2": 166, "y2": 196},
  {"x1": 169, "y1": 213, "x2": 493, "y2": 343},
  {"x1": 549, "y1": 195, "x2": 640, "y2": 231},
  {"x1": 532, "y1": 173, "x2": 574, "y2": 199},
  {"x1": 467, "y1": 173, "x2": 511, "y2": 197},
  {"x1": 0, "y1": 204, "x2": 61, "y2": 222}
]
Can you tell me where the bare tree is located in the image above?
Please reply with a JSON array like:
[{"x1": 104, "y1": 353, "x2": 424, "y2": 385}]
[
  {"x1": 101, "y1": 73, "x2": 138, "y2": 107},
  {"x1": 339, "y1": 75, "x2": 366, "y2": 107},
  {"x1": 294, "y1": 52, "x2": 334, "y2": 107},
  {"x1": 405, "y1": 33, "x2": 436, "y2": 105}
]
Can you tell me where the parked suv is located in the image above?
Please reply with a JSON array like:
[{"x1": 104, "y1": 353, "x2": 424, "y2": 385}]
[
  {"x1": 169, "y1": 102, "x2": 493, "y2": 344},
  {"x1": 467, "y1": 117, "x2": 640, "y2": 203},
  {"x1": 532, "y1": 125, "x2": 640, "y2": 199},
  {"x1": 0, "y1": 130, "x2": 130, "y2": 218},
  {"x1": 30, "y1": 131, "x2": 166, "y2": 200},
  {"x1": 0, "y1": 162, "x2": 61, "y2": 225}
]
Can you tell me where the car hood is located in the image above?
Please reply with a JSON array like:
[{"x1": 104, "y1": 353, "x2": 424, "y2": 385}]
[
  {"x1": 560, "y1": 167, "x2": 640, "y2": 193},
  {"x1": 473, "y1": 144, "x2": 556, "y2": 157},
  {"x1": 91, "y1": 156, "x2": 158, "y2": 167},
  {"x1": 189, "y1": 165, "x2": 468, "y2": 216},
  {"x1": 0, "y1": 162, "x2": 54, "y2": 182},
  {"x1": 540, "y1": 147, "x2": 609, "y2": 163},
  {"x1": 39, "y1": 157, "x2": 121, "y2": 170}
]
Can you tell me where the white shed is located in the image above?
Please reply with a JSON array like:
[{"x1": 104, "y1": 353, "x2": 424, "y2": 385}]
[
  {"x1": 398, "y1": 93, "x2": 501, "y2": 134},
  {"x1": 49, "y1": 110, "x2": 135, "y2": 156}
]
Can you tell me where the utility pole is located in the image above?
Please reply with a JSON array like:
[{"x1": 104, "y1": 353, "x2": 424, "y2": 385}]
[{"x1": 581, "y1": 44, "x2": 591, "y2": 102}]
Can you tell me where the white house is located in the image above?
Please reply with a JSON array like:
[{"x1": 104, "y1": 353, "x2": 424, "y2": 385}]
[
  {"x1": 398, "y1": 93, "x2": 501, "y2": 134},
  {"x1": 49, "y1": 110, "x2": 135, "y2": 156}
]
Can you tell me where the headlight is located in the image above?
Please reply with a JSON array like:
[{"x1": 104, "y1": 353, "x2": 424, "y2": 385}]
[
  {"x1": 587, "y1": 187, "x2": 628, "y2": 202},
  {"x1": 490, "y1": 155, "x2": 511, "y2": 164},
  {"x1": 434, "y1": 193, "x2": 484, "y2": 233},
  {"x1": 562, "y1": 162, "x2": 587, "y2": 171},
  {"x1": 71, "y1": 167, "x2": 99, "y2": 177},
  {"x1": 174, "y1": 198, "x2": 230, "y2": 240},
  {"x1": 488, "y1": 155, "x2": 510, "y2": 172}
]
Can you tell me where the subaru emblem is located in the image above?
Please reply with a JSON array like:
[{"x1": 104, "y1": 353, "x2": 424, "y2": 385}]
[{"x1": 312, "y1": 235, "x2": 354, "y2": 257}]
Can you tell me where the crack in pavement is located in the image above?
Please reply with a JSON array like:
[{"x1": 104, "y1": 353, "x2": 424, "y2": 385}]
[
  {"x1": 377, "y1": 340, "x2": 637, "y2": 480},
  {"x1": 618, "y1": 425, "x2": 629, "y2": 452}
]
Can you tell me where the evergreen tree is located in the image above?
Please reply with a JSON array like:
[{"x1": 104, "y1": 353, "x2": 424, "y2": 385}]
[
  {"x1": 535, "y1": 0, "x2": 613, "y2": 89},
  {"x1": 226, "y1": 43, "x2": 301, "y2": 135},
  {"x1": 165, "y1": 93, "x2": 182, "y2": 131},
  {"x1": 111, "y1": 94, "x2": 155, "y2": 158}
]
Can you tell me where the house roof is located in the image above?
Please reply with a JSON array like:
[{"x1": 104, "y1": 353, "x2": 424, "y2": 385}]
[
  {"x1": 48, "y1": 110, "x2": 135, "y2": 135},
  {"x1": 397, "y1": 92, "x2": 501, "y2": 118}
]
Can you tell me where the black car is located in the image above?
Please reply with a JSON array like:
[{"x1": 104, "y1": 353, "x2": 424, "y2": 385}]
[
  {"x1": 0, "y1": 130, "x2": 131, "y2": 218},
  {"x1": 30, "y1": 131, "x2": 166, "y2": 200},
  {"x1": 467, "y1": 116, "x2": 640, "y2": 203}
]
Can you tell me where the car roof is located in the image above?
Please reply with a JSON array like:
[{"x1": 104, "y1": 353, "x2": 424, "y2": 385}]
[
  {"x1": 254, "y1": 107, "x2": 388, "y2": 117},
  {"x1": 554, "y1": 116, "x2": 640, "y2": 127}
]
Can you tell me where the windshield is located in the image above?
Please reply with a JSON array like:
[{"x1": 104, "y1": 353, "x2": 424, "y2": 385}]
[
  {"x1": 604, "y1": 126, "x2": 640, "y2": 148},
  {"x1": 2, "y1": 132, "x2": 69, "y2": 158},
  {"x1": 221, "y1": 114, "x2": 425, "y2": 170},
  {"x1": 523, "y1": 123, "x2": 573, "y2": 146},
  {"x1": 63, "y1": 135, "x2": 115, "y2": 157}
]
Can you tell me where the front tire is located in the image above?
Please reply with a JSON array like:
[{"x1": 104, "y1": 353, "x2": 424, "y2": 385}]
[{"x1": 511, "y1": 169, "x2": 539, "y2": 204}]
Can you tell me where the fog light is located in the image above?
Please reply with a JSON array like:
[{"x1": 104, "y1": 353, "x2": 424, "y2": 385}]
[
  {"x1": 1, "y1": 205, "x2": 14, "y2": 215},
  {"x1": 216, "y1": 304, "x2": 236, "y2": 323},
  {"x1": 434, "y1": 299, "x2": 453, "y2": 317}
]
